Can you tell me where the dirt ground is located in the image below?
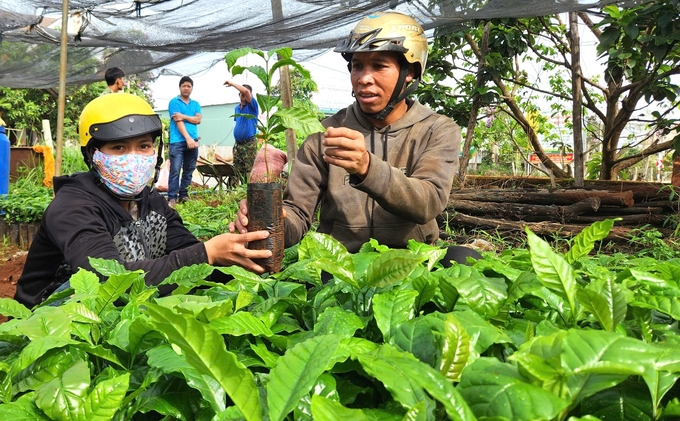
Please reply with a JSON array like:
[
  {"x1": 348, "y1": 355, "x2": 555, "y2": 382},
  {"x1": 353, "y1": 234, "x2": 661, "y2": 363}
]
[
  {"x1": 0, "y1": 246, "x2": 26, "y2": 322},
  {"x1": 0, "y1": 247, "x2": 25, "y2": 298}
]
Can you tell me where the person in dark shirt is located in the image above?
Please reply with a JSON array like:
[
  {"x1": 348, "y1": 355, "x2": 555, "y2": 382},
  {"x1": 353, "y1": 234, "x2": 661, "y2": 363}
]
[{"x1": 15, "y1": 93, "x2": 271, "y2": 308}]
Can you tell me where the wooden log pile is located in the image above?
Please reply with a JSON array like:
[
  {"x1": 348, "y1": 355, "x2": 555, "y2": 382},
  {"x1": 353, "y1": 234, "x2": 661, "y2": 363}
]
[{"x1": 441, "y1": 176, "x2": 677, "y2": 240}]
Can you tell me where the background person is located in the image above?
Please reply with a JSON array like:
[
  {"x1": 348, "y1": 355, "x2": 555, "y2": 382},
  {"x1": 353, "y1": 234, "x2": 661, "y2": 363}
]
[
  {"x1": 167, "y1": 76, "x2": 201, "y2": 207},
  {"x1": 231, "y1": 11, "x2": 481, "y2": 265},
  {"x1": 224, "y1": 80, "x2": 259, "y2": 181},
  {"x1": 14, "y1": 93, "x2": 271, "y2": 308},
  {"x1": 102, "y1": 67, "x2": 125, "y2": 94}
]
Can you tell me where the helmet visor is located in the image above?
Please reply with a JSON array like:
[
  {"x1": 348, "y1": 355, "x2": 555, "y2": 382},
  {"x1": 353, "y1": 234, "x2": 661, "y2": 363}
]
[{"x1": 89, "y1": 114, "x2": 162, "y2": 142}]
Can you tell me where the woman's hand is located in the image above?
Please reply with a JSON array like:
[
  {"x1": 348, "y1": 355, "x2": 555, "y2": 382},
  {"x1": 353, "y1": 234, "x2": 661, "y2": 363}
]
[{"x1": 204, "y1": 230, "x2": 272, "y2": 273}]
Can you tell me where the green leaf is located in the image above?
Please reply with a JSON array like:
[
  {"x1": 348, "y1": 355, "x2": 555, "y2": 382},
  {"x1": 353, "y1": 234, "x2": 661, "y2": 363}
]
[
  {"x1": 313, "y1": 307, "x2": 364, "y2": 337},
  {"x1": 299, "y1": 233, "x2": 350, "y2": 261},
  {"x1": 73, "y1": 344, "x2": 125, "y2": 369},
  {"x1": 308, "y1": 257, "x2": 358, "y2": 289},
  {"x1": 95, "y1": 272, "x2": 141, "y2": 314},
  {"x1": 11, "y1": 336, "x2": 76, "y2": 376},
  {"x1": 458, "y1": 357, "x2": 568, "y2": 421},
  {"x1": 267, "y1": 47, "x2": 293, "y2": 61},
  {"x1": 209, "y1": 312, "x2": 274, "y2": 337},
  {"x1": 450, "y1": 268, "x2": 507, "y2": 319},
  {"x1": 576, "y1": 278, "x2": 627, "y2": 331},
  {"x1": 526, "y1": 228, "x2": 578, "y2": 320},
  {"x1": 565, "y1": 219, "x2": 619, "y2": 264},
  {"x1": 402, "y1": 401, "x2": 428, "y2": 421},
  {"x1": 451, "y1": 310, "x2": 511, "y2": 354},
  {"x1": 225, "y1": 47, "x2": 264, "y2": 71},
  {"x1": 69, "y1": 269, "x2": 101, "y2": 310},
  {"x1": 407, "y1": 239, "x2": 447, "y2": 271},
  {"x1": 133, "y1": 377, "x2": 201, "y2": 420},
  {"x1": 273, "y1": 107, "x2": 325, "y2": 139},
  {"x1": 249, "y1": 339, "x2": 280, "y2": 368},
  {"x1": 373, "y1": 290, "x2": 418, "y2": 341},
  {"x1": 88, "y1": 257, "x2": 128, "y2": 276},
  {"x1": 355, "y1": 345, "x2": 476, "y2": 421},
  {"x1": 83, "y1": 372, "x2": 129, "y2": 421},
  {"x1": 146, "y1": 304, "x2": 262, "y2": 421},
  {"x1": 0, "y1": 393, "x2": 51, "y2": 419},
  {"x1": 62, "y1": 302, "x2": 101, "y2": 325},
  {"x1": 159, "y1": 263, "x2": 215, "y2": 288},
  {"x1": 267, "y1": 335, "x2": 340, "y2": 421},
  {"x1": 16, "y1": 306, "x2": 71, "y2": 340},
  {"x1": 13, "y1": 349, "x2": 80, "y2": 396},
  {"x1": 631, "y1": 295, "x2": 680, "y2": 319},
  {"x1": 578, "y1": 379, "x2": 653, "y2": 421},
  {"x1": 147, "y1": 344, "x2": 226, "y2": 414},
  {"x1": 363, "y1": 250, "x2": 427, "y2": 289},
  {"x1": 0, "y1": 297, "x2": 31, "y2": 320},
  {"x1": 391, "y1": 317, "x2": 439, "y2": 366},
  {"x1": 34, "y1": 360, "x2": 90, "y2": 421},
  {"x1": 560, "y1": 329, "x2": 659, "y2": 404},
  {"x1": 311, "y1": 394, "x2": 399, "y2": 421},
  {"x1": 439, "y1": 314, "x2": 470, "y2": 383}
]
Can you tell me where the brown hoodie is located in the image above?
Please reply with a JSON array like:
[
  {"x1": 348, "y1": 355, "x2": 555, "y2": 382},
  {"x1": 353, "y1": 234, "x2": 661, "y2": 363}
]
[{"x1": 283, "y1": 99, "x2": 461, "y2": 252}]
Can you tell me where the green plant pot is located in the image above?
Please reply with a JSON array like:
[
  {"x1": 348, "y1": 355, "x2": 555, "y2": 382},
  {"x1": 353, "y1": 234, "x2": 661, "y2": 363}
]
[{"x1": 246, "y1": 181, "x2": 284, "y2": 273}]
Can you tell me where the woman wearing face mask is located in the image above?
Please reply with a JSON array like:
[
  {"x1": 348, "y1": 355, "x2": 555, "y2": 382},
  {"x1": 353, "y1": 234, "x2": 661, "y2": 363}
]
[{"x1": 14, "y1": 94, "x2": 271, "y2": 308}]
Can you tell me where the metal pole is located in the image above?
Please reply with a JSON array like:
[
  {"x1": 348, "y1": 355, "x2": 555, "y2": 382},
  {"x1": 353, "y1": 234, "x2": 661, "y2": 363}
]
[{"x1": 55, "y1": 0, "x2": 69, "y2": 176}]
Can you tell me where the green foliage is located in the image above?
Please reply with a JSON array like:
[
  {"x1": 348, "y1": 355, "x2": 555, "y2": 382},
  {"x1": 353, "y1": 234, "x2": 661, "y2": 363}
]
[
  {"x1": 0, "y1": 76, "x2": 154, "y2": 146},
  {"x1": 0, "y1": 146, "x2": 88, "y2": 223},
  {"x1": 0, "y1": 221, "x2": 679, "y2": 420},
  {"x1": 174, "y1": 187, "x2": 246, "y2": 239},
  {"x1": 224, "y1": 47, "x2": 325, "y2": 154},
  {"x1": 270, "y1": 66, "x2": 325, "y2": 149},
  {"x1": 0, "y1": 167, "x2": 52, "y2": 223},
  {"x1": 422, "y1": 3, "x2": 680, "y2": 180}
]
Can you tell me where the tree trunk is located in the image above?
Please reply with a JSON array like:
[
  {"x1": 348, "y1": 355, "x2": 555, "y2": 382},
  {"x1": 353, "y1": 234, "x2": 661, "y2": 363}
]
[
  {"x1": 446, "y1": 212, "x2": 656, "y2": 241},
  {"x1": 458, "y1": 24, "x2": 490, "y2": 185},
  {"x1": 570, "y1": 11, "x2": 584, "y2": 187},
  {"x1": 449, "y1": 188, "x2": 634, "y2": 207},
  {"x1": 448, "y1": 197, "x2": 600, "y2": 220}
]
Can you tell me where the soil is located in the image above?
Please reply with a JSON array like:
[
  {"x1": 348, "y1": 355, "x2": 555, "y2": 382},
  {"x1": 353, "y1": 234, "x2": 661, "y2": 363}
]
[{"x1": 0, "y1": 245, "x2": 27, "y2": 323}]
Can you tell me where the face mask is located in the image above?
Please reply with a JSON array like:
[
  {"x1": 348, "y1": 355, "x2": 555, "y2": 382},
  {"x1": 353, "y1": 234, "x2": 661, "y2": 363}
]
[{"x1": 92, "y1": 150, "x2": 156, "y2": 197}]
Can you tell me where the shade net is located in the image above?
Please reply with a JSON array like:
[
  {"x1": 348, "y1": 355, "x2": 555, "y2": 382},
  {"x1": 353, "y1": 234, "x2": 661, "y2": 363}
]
[{"x1": 0, "y1": 0, "x2": 639, "y2": 88}]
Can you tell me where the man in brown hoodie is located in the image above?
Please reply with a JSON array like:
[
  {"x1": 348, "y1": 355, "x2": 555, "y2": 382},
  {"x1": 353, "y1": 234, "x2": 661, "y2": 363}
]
[{"x1": 231, "y1": 11, "x2": 480, "y2": 265}]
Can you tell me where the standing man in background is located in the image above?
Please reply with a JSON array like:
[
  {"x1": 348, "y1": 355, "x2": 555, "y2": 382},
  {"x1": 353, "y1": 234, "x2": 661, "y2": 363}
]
[
  {"x1": 224, "y1": 80, "x2": 259, "y2": 182},
  {"x1": 167, "y1": 76, "x2": 201, "y2": 207},
  {"x1": 0, "y1": 117, "x2": 10, "y2": 196},
  {"x1": 102, "y1": 67, "x2": 125, "y2": 95}
]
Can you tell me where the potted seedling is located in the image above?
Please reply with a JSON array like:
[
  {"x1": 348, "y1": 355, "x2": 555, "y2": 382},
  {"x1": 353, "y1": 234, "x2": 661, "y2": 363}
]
[{"x1": 225, "y1": 47, "x2": 324, "y2": 273}]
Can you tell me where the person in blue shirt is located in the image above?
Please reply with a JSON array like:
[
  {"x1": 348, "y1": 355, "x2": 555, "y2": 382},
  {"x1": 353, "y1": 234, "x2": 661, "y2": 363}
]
[
  {"x1": 167, "y1": 76, "x2": 201, "y2": 207},
  {"x1": 224, "y1": 80, "x2": 259, "y2": 182},
  {"x1": 0, "y1": 119, "x2": 10, "y2": 196}
]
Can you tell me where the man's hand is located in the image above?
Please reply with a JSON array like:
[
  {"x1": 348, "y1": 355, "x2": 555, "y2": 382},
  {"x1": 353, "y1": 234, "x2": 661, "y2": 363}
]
[
  {"x1": 223, "y1": 80, "x2": 233, "y2": 87},
  {"x1": 172, "y1": 112, "x2": 184, "y2": 122},
  {"x1": 322, "y1": 126, "x2": 370, "y2": 178},
  {"x1": 187, "y1": 138, "x2": 199, "y2": 149}
]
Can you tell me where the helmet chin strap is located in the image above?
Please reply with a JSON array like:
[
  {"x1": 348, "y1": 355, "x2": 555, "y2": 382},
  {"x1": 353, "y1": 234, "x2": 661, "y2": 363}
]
[
  {"x1": 151, "y1": 141, "x2": 164, "y2": 186},
  {"x1": 359, "y1": 60, "x2": 419, "y2": 122}
]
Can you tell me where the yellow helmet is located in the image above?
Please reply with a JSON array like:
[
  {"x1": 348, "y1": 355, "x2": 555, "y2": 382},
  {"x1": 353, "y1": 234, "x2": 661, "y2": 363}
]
[
  {"x1": 334, "y1": 11, "x2": 428, "y2": 78},
  {"x1": 78, "y1": 93, "x2": 162, "y2": 147}
]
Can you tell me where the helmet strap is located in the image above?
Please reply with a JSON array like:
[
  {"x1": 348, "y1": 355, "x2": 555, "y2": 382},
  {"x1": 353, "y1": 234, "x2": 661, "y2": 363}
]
[
  {"x1": 360, "y1": 60, "x2": 419, "y2": 122},
  {"x1": 152, "y1": 141, "x2": 164, "y2": 185}
]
